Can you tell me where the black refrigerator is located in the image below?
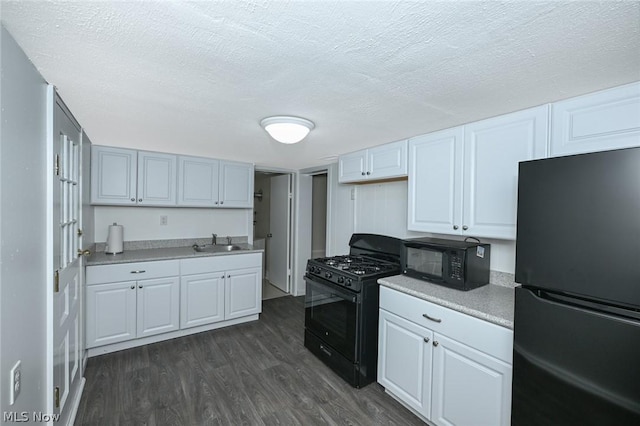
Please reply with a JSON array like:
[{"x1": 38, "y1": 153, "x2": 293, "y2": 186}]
[{"x1": 512, "y1": 147, "x2": 640, "y2": 425}]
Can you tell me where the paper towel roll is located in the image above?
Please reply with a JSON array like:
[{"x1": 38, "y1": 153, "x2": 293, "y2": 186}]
[{"x1": 106, "y1": 223, "x2": 124, "y2": 254}]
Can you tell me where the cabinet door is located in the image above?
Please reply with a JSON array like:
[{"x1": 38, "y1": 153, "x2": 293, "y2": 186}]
[
  {"x1": 463, "y1": 105, "x2": 548, "y2": 239},
  {"x1": 90, "y1": 146, "x2": 137, "y2": 205},
  {"x1": 180, "y1": 272, "x2": 225, "y2": 329},
  {"x1": 368, "y1": 139, "x2": 408, "y2": 180},
  {"x1": 431, "y1": 333, "x2": 512, "y2": 426},
  {"x1": 177, "y1": 156, "x2": 220, "y2": 207},
  {"x1": 137, "y1": 151, "x2": 177, "y2": 206},
  {"x1": 136, "y1": 276, "x2": 180, "y2": 338},
  {"x1": 338, "y1": 149, "x2": 367, "y2": 183},
  {"x1": 408, "y1": 127, "x2": 464, "y2": 234},
  {"x1": 378, "y1": 309, "x2": 433, "y2": 419},
  {"x1": 551, "y1": 82, "x2": 640, "y2": 157},
  {"x1": 85, "y1": 281, "x2": 137, "y2": 348},
  {"x1": 224, "y1": 267, "x2": 261, "y2": 320},
  {"x1": 219, "y1": 160, "x2": 254, "y2": 208}
]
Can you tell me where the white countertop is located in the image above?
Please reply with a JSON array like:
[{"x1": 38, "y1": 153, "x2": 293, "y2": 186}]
[{"x1": 378, "y1": 275, "x2": 516, "y2": 329}]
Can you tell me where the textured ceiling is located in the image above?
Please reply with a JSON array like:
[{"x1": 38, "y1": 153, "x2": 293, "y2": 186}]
[{"x1": 1, "y1": 1, "x2": 639, "y2": 169}]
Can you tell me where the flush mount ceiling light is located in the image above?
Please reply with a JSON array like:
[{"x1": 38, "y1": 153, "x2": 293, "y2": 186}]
[{"x1": 260, "y1": 116, "x2": 315, "y2": 144}]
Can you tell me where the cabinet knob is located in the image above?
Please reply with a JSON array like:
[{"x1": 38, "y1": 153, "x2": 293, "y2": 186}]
[
  {"x1": 227, "y1": 275, "x2": 231, "y2": 278},
  {"x1": 366, "y1": 171, "x2": 371, "y2": 175},
  {"x1": 138, "y1": 285, "x2": 143, "y2": 289},
  {"x1": 433, "y1": 341, "x2": 439, "y2": 347},
  {"x1": 215, "y1": 201, "x2": 219, "y2": 205},
  {"x1": 453, "y1": 225, "x2": 459, "y2": 230},
  {"x1": 130, "y1": 285, "x2": 135, "y2": 290},
  {"x1": 77, "y1": 229, "x2": 83, "y2": 236},
  {"x1": 138, "y1": 198, "x2": 142, "y2": 202},
  {"x1": 131, "y1": 198, "x2": 135, "y2": 202},
  {"x1": 462, "y1": 225, "x2": 468, "y2": 231},
  {"x1": 220, "y1": 201, "x2": 224, "y2": 205},
  {"x1": 361, "y1": 172, "x2": 365, "y2": 176},
  {"x1": 221, "y1": 276, "x2": 225, "y2": 279},
  {"x1": 423, "y1": 337, "x2": 430, "y2": 343}
]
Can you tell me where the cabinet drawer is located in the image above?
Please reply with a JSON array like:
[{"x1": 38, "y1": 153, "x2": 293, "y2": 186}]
[
  {"x1": 86, "y1": 259, "x2": 179, "y2": 285},
  {"x1": 180, "y1": 252, "x2": 261, "y2": 275},
  {"x1": 380, "y1": 286, "x2": 513, "y2": 363}
]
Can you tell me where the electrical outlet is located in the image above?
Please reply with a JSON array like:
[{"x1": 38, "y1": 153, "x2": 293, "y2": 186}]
[
  {"x1": 9, "y1": 360, "x2": 21, "y2": 405},
  {"x1": 350, "y1": 188, "x2": 356, "y2": 200},
  {"x1": 160, "y1": 215, "x2": 168, "y2": 226}
]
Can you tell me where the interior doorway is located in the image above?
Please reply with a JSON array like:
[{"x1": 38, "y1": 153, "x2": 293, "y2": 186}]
[
  {"x1": 254, "y1": 171, "x2": 292, "y2": 300},
  {"x1": 311, "y1": 174, "x2": 328, "y2": 259}
]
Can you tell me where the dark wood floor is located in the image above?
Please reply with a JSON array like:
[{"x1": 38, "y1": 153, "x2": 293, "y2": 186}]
[{"x1": 75, "y1": 296, "x2": 424, "y2": 425}]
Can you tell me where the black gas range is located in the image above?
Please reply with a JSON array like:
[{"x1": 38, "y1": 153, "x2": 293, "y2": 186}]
[{"x1": 304, "y1": 234, "x2": 402, "y2": 388}]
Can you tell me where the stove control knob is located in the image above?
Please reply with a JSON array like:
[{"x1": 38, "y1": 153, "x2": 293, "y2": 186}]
[
  {"x1": 346, "y1": 278, "x2": 353, "y2": 287},
  {"x1": 337, "y1": 276, "x2": 344, "y2": 284},
  {"x1": 325, "y1": 272, "x2": 332, "y2": 279}
]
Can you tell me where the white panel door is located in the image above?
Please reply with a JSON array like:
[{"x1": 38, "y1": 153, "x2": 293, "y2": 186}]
[
  {"x1": 85, "y1": 281, "x2": 137, "y2": 348},
  {"x1": 180, "y1": 273, "x2": 225, "y2": 329},
  {"x1": 90, "y1": 145, "x2": 137, "y2": 205},
  {"x1": 268, "y1": 174, "x2": 291, "y2": 292},
  {"x1": 225, "y1": 267, "x2": 262, "y2": 320},
  {"x1": 368, "y1": 139, "x2": 408, "y2": 180},
  {"x1": 137, "y1": 151, "x2": 177, "y2": 206},
  {"x1": 338, "y1": 149, "x2": 367, "y2": 183},
  {"x1": 177, "y1": 155, "x2": 220, "y2": 207},
  {"x1": 550, "y1": 82, "x2": 640, "y2": 157},
  {"x1": 51, "y1": 93, "x2": 83, "y2": 422},
  {"x1": 463, "y1": 105, "x2": 548, "y2": 239},
  {"x1": 431, "y1": 333, "x2": 512, "y2": 426},
  {"x1": 219, "y1": 160, "x2": 254, "y2": 208},
  {"x1": 378, "y1": 310, "x2": 433, "y2": 419},
  {"x1": 136, "y1": 276, "x2": 180, "y2": 337},
  {"x1": 408, "y1": 127, "x2": 464, "y2": 234}
]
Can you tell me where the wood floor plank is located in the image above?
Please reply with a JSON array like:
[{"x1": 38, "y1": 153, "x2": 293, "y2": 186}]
[{"x1": 75, "y1": 296, "x2": 423, "y2": 425}]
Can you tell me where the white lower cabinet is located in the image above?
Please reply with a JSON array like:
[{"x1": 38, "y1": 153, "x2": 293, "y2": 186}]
[
  {"x1": 85, "y1": 260, "x2": 180, "y2": 348},
  {"x1": 180, "y1": 273, "x2": 225, "y2": 329},
  {"x1": 86, "y1": 253, "x2": 262, "y2": 352},
  {"x1": 378, "y1": 287, "x2": 512, "y2": 426},
  {"x1": 180, "y1": 264, "x2": 261, "y2": 329}
]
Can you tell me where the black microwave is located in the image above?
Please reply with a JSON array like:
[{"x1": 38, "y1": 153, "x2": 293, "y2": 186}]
[{"x1": 401, "y1": 237, "x2": 490, "y2": 291}]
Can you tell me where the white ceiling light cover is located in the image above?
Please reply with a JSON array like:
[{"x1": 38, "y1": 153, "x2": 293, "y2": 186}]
[{"x1": 260, "y1": 116, "x2": 315, "y2": 144}]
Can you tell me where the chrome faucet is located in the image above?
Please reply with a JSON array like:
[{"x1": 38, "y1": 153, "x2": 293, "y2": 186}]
[
  {"x1": 211, "y1": 233, "x2": 217, "y2": 245},
  {"x1": 226, "y1": 236, "x2": 232, "y2": 245}
]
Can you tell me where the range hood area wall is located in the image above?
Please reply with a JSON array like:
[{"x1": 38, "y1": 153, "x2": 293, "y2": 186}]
[
  {"x1": 351, "y1": 180, "x2": 516, "y2": 273},
  {"x1": 94, "y1": 206, "x2": 252, "y2": 243}
]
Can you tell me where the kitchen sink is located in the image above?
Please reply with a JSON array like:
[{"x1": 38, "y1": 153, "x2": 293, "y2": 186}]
[{"x1": 193, "y1": 244, "x2": 243, "y2": 253}]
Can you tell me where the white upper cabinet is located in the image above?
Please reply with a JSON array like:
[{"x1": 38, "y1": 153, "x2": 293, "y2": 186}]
[
  {"x1": 408, "y1": 105, "x2": 548, "y2": 240},
  {"x1": 177, "y1": 156, "x2": 220, "y2": 207},
  {"x1": 408, "y1": 127, "x2": 464, "y2": 235},
  {"x1": 137, "y1": 151, "x2": 177, "y2": 206},
  {"x1": 550, "y1": 82, "x2": 640, "y2": 157},
  {"x1": 91, "y1": 146, "x2": 137, "y2": 205},
  {"x1": 219, "y1": 160, "x2": 254, "y2": 208},
  {"x1": 93, "y1": 146, "x2": 253, "y2": 208},
  {"x1": 91, "y1": 146, "x2": 177, "y2": 206},
  {"x1": 339, "y1": 139, "x2": 408, "y2": 183},
  {"x1": 462, "y1": 105, "x2": 548, "y2": 239}
]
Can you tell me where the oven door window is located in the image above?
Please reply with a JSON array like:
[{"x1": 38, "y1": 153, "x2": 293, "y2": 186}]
[
  {"x1": 407, "y1": 247, "x2": 443, "y2": 278},
  {"x1": 305, "y1": 278, "x2": 358, "y2": 361}
]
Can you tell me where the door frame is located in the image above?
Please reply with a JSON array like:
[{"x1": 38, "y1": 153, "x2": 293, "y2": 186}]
[
  {"x1": 46, "y1": 86, "x2": 86, "y2": 425},
  {"x1": 254, "y1": 167, "x2": 300, "y2": 294}
]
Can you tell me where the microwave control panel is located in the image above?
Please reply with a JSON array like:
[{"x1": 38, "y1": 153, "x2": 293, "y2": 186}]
[{"x1": 449, "y1": 253, "x2": 463, "y2": 281}]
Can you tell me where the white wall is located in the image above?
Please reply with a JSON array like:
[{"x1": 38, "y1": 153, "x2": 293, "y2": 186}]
[
  {"x1": 94, "y1": 206, "x2": 251, "y2": 242},
  {"x1": 352, "y1": 180, "x2": 516, "y2": 273},
  {"x1": 0, "y1": 25, "x2": 48, "y2": 416},
  {"x1": 326, "y1": 163, "x2": 354, "y2": 256}
]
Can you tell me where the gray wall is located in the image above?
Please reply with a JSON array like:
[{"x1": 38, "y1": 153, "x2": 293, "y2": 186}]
[
  {"x1": 311, "y1": 175, "x2": 327, "y2": 258},
  {"x1": 0, "y1": 25, "x2": 48, "y2": 415}
]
